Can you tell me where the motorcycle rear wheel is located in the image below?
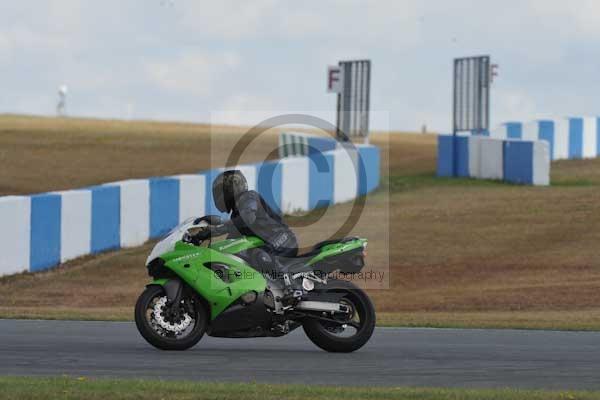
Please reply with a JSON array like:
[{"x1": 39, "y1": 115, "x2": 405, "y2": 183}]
[
  {"x1": 302, "y1": 286, "x2": 376, "y2": 353},
  {"x1": 135, "y1": 285, "x2": 208, "y2": 351}
]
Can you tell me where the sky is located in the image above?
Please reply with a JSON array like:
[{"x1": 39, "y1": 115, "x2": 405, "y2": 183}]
[{"x1": 1, "y1": 0, "x2": 600, "y2": 132}]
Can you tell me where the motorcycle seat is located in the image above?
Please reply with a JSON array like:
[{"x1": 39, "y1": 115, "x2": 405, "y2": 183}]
[
  {"x1": 297, "y1": 236, "x2": 360, "y2": 258},
  {"x1": 274, "y1": 236, "x2": 360, "y2": 272}
]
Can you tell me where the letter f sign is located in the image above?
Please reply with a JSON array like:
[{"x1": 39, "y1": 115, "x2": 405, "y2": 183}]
[{"x1": 327, "y1": 66, "x2": 342, "y2": 93}]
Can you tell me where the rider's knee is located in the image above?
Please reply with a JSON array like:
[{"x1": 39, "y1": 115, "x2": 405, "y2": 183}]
[{"x1": 250, "y1": 248, "x2": 276, "y2": 275}]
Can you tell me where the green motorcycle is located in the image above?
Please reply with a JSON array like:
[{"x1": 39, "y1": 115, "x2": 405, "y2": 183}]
[{"x1": 135, "y1": 215, "x2": 376, "y2": 352}]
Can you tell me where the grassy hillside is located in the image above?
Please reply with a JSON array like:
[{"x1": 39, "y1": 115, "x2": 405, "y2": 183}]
[
  {"x1": 0, "y1": 114, "x2": 278, "y2": 195},
  {"x1": 1, "y1": 115, "x2": 600, "y2": 329}
]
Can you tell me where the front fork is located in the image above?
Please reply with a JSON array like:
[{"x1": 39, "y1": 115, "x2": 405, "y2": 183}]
[{"x1": 148, "y1": 278, "x2": 184, "y2": 311}]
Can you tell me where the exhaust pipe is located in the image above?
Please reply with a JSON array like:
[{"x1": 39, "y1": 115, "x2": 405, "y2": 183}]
[{"x1": 296, "y1": 301, "x2": 348, "y2": 313}]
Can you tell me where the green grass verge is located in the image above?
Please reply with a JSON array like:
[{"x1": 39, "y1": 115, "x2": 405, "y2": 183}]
[
  {"x1": 0, "y1": 377, "x2": 598, "y2": 400},
  {"x1": 4, "y1": 310, "x2": 600, "y2": 332},
  {"x1": 376, "y1": 312, "x2": 600, "y2": 331},
  {"x1": 384, "y1": 172, "x2": 599, "y2": 194},
  {"x1": 384, "y1": 173, "x2": 508, "y2": 193}
]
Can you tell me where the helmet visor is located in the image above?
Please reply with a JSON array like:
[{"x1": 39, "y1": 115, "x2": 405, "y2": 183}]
[{"x1": 212, "y1": 180, "x2": 228, "y2": 213}]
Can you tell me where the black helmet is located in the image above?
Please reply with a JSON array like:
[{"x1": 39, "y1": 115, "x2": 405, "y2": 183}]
[{"x1": 212, "y1": 170, "x2": 248, "y2": 213}]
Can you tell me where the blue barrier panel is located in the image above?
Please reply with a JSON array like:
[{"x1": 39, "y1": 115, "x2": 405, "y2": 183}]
[
  {"x1": 357, "y1": 146, "x2": 380, "y2": 195},
  {"x1": 504, "y1": 141, "x2": 533, "y2": 184},
  {"x1": 538, "y1": 120, "x2": 554, "y2": 160},
  {"x1": 30, "y1": 194, "x2": 61, "y2": 272},
  {"x1": 506, "y1": 122, "x2": 523, "y2": 139},
  {"x1": 91, "y1": 185, "x2": 121, "y2": 253},
  {"x1": 437, "y1": 135, "x2": 454, "y2": 177},
  {"x1": 149, "y1": 178, "x2": 180, "y2": 238},
  {"x1": 257, "y1": 160, "x2": 282, "y2": 213},
  {"x1": 308, "y1": 152, "x2": 334, "y2": 209},
  {"x1": 456, "y1": 136, "x2": 470, "y2": 177},
  {"x1": 307, "y1": 137, "x2": 337, "y2": 156},
  {"x1": 568, "y1": 117, "x2": 583, "y2": 159},
  {"x1": 200, "y1": 169, "x2": 229, "y2": 219}
]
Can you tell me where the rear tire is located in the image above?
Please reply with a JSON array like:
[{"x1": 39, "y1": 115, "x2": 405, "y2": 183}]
[
  {"x1": 135, "y1": 285, "x2": 208, "y2": 351},
  {"x1": 302, "y1": 285, "x2": 375, "y2": 353}
]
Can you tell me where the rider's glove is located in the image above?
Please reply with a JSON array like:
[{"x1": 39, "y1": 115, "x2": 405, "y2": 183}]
[
  {"x1": 197, "y1": 228, "x2": 212, "y2": 240},
  {"x1": 191, "y1": 228, "x2": 211, "y2": 244},
  {"x1": 188, "y1": 223, "x2": 230, "y2": 245}
]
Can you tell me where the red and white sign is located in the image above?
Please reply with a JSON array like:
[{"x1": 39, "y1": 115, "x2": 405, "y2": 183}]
[{"x1": 327, "y1": 66, "x2": 343, "y2": 93}]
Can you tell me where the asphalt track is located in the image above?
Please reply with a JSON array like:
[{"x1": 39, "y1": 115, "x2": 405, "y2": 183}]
[{"x1": 1, "y1": 319, "x2": 600, "y2": 389}]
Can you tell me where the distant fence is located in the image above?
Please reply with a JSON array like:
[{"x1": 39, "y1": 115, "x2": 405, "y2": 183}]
[
  {"x1": 0, "y1": 145, "x2": 380, "y2": 277},
  {"x1": 489, "y1": 117, "x2": 600, "y2": 161},
  {"x1": 278, "y1": 132, "x2": 338, "y2": 158},
  {"x1": 437, "y1": 135, "x2": 550, "y2": 186}
]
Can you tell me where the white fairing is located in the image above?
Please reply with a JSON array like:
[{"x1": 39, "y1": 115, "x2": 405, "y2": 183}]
[{"x1": 145, "y1": 217, "x2": 205, "y2": 266}]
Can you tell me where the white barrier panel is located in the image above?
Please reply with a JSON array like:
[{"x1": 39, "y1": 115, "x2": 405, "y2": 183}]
[
  {"x1": 490, "y1": 125, "x2": 508, "y2": 139},
  {"x1": 331, "y1": 148, "x2": 358, "y2": 204},
  {"x1": 114, "y1": 179, "x2": 150, "y2": 248},
  {"x1": 233, "y1": 165, "x2": 257, "y2": 191},
  {"x1": 583, "y1": 117, "x2": 598, "y2": 159},
  {"x1": 468, "y1": 136, "x2": 482, "y2": 178},
  {"x1": 533, "y1": 141, "x2": 551, "y2": 186},
  {"x1": 553, "y1": 118, "x2": 569, "y2": 160},
  {"x1": 280, "y1": 157, "x2": 309, "y2": 213},
  {"x1": 57, "y1": 190, "x2": 91, "y2": 262},
  {"x1": 176, "y1": 174, "x2": 206, "y2": 223},
  {"x1": 522, "y1": 121, "x2": 539, "y2": 141},
  {"x1": 0, "y1": 196, "x2": 31, "y2": 275},
  {"x1": 478, "y1": 138, "x2": 504, "y2": 180}
]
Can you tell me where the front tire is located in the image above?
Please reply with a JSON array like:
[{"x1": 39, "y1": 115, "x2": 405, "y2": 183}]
[
  {"x1": 302, "y1": 285, "x2": 376, "y2": 353},
  {"x1": 135, "y1": 285, "x2": 208, "y2": 351}
]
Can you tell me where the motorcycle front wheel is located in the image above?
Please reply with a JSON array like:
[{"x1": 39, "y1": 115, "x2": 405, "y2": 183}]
[
  {"x1": 134, "y1": 285, "x2": 208, "y2": 350},
  {"x1": 302, "y1": 285, "x2": 376, "y2": 353}
]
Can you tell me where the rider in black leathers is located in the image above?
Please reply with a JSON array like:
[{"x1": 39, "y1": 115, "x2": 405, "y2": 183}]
[{"x1": 194, "y1": 170, "x2": 298, "y2": 274}]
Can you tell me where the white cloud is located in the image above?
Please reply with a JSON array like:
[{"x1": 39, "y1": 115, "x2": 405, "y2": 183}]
[
  {"x1": 528, "y1": 0, "x2": 600, "y2": 38},
  {"x1": 493, "y1": 87, "x2": 538, "y2": 124},
  {"x1": 0, "y1": 33, "x2": 11, "y2": 62},
  {"x1": 2, "y1": 0, "x2": 600, "y2": 131},
  {"x1": 212, "y1": 95, "x2": 278, "y2": 125},
  {"x1": 180, "y1": 0, "x2": 278, "y2": 39},
  {"x1": 145, "y1": 51, "x2": 241, "y2": 96},
  {"x1": 178, "y1": 0, "x2": 423, "y2": 46},
  {"x1": 0, "y1": 26, "x2": 69, "y2": 53}
]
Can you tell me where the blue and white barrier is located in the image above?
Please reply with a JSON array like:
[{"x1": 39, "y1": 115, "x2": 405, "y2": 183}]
[
  {"x1": 279, "y1": 132, "x2": 338, "y2": 158},
  {"x1": 437, "y1": 135, "x2": 550, "y2": 186},
  {"x1": 490, "y1": 117, "x2": 600, "y2": 161},
  {"x1": 0, "y1": 145, "x2": 380, "y2": 277},
  {"x1": 503, "y1": 140, "x2": 550, "y2": 185}
]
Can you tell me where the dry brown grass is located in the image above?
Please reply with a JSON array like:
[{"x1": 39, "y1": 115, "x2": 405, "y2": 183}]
[
  {"x1": 0, "y1": 114, "x2": 280, "y2": 195},
  {"x1": 1, "y1": 115, "x2": 600, "y2": 329}
]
